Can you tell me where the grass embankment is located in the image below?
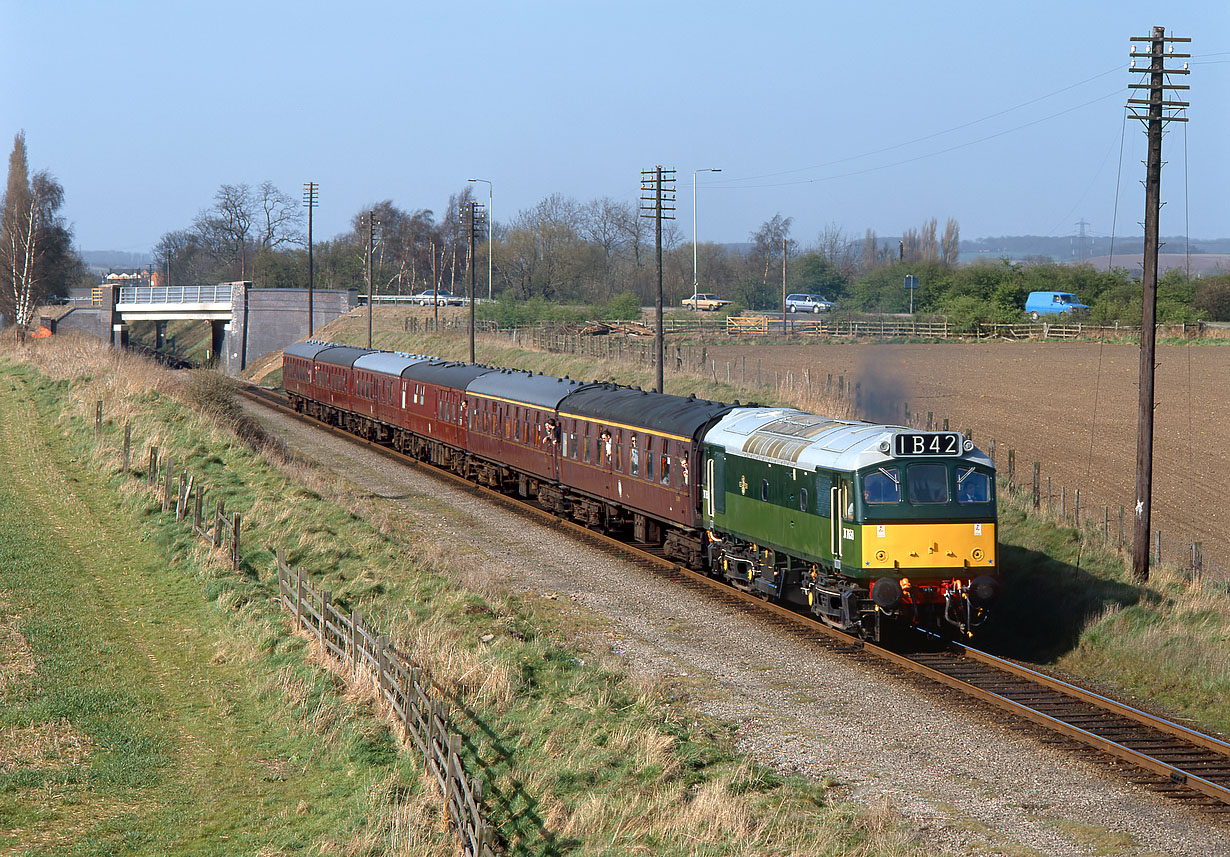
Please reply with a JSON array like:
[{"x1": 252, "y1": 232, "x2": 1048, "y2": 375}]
[
  {"x1": 0, "y1": 348, "x2": 439, "y2": 855},
  {"x1": 295, "y1": 310, "x2": 1230, "y2": 739},
  {"x1": 1, "y1": 333, "x2": 925, "y2": 856}
]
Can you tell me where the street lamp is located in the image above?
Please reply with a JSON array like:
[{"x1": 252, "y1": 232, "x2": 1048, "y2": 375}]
[
  {"x1": 467, "y1": 178, "x2": 493, "y2": 301},
  {"x1": 692, "y1": 168, "x2": 721, "y2": 292}
]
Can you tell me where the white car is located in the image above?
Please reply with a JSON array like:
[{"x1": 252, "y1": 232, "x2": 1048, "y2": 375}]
[
  {"x1": 411, "y1": 290, "x2": 465, "y2": 306},
  {"x1": 785, "y1": 293, "x2": 835, "y2": 313}
]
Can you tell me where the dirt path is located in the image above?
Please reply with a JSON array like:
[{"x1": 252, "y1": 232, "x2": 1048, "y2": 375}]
[{"x1": 702, "y1": 340, "x2": 1230, "y2": 571}]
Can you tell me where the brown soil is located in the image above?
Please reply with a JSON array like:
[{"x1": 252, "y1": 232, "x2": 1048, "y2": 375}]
[{"x1": 702, "y1": 340, "x2": 1230, "y2": 571}]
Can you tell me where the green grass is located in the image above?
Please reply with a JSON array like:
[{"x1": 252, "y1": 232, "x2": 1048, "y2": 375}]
[{"x1": 0, "y1": 362, "x2": 436, "y2": 856}]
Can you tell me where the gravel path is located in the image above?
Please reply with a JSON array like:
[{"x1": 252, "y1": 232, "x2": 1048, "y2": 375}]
[{"x1": 246, "y1": 398, "x2": 1230, "y2": 857}]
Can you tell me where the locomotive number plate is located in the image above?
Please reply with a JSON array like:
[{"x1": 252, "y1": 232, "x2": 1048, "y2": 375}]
[{"x1": 893, "y1": 432, "x2": 963, "y2": 457}]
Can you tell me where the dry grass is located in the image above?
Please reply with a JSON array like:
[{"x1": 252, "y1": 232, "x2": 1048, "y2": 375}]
[
  {"x1": 0, "y1": 718, "x2": 93, "y2": 772},
  {"x1": 0, "y1": 606, "x2": 36, "y2": 697}
]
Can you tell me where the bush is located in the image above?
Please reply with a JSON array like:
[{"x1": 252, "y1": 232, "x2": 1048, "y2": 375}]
[
  {"x1": 1194, "y1": 274, "x2": 1230, "y2": 321},
  {"x1": 595, "y1": 292, "x2": 642, "y2": 321},
  {"x1": 476, "y1": 297, "x2": 588, "y2": 326}
]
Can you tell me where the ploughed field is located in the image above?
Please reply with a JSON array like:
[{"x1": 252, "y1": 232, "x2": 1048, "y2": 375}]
[{"x1": 701, "y1": 341, "x2": 1230, "y2": 571}]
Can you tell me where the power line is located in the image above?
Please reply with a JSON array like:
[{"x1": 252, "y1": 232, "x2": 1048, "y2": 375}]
[{"x1": 710, "y1": 65, "x2": 1124, "y2": 187}]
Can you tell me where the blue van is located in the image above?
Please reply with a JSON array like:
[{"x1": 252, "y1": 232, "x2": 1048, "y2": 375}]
[{"x1": 1025, "y1": 291, "x2": 1089, "y2": 320}]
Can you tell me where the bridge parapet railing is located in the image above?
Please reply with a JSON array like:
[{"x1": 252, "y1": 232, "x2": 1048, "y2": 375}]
[{"x1": 118, "y1": 285, "x2": 234, "y2": 305}]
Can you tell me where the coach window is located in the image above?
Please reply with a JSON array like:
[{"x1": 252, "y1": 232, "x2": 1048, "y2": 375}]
[
  {"x1": 908, "y1": 463, "x2": 949, "y2": 505},
  {"x1": 629, "y1": 433, "x2": 639, "y2": 476},
  {"x1": 645, "y1": 438, "x2": 654, "y2": 481},
  {"x1": 957, "y1": 467, "x2": 991, "y2": 503},
  {"x1": 661, "y1": 454, "x2": 671, "y2": 485},
  {"x1": 584, "y1": 435, "x2": 592, "y2": 463},
  {"x1": 614, "y1": 431, "x2": 623, "y2": 471}
]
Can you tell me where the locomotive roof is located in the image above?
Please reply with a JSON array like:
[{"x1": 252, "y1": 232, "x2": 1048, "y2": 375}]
[
  {"x1": 706, "y1": 408, "x2": 993, "y2": 472},
  {"x1": 559, "y1": 384, "x2": 732, "y2": 442},
  {"x1": 466, "y1": 370, "x2": 591, "y2": 410},
  {"x1": 352, "y1": 351, "x2": 431, "y2": 375},
  {"x1": 283, "y1": 340, "x2": 337, "y2": 360},
  {"x1": 314, "y1": 345, "x2": 375, "y2": 367},
  {"x1": 401, "y1": 360, "x2": 495, "y2": 388}
]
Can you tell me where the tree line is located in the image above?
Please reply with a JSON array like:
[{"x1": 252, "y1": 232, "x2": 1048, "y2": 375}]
[{"x1": 3, "y1": 131, "x2": 1228, "y2": 329}]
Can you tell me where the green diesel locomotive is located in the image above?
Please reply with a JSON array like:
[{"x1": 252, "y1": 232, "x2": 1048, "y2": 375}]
[{"x1": 702, "y1": 408, "x2": 999, "y2": 639}]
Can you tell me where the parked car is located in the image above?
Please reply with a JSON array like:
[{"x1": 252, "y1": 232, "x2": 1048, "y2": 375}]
[
  {"x1": 410, "y1": 289, "x2": 466, "y2": 306},
  {"x1": 1024, "y1": 291, "x2": 1089, "y2": 320},
  {"x1": 681, "y1": 293, "x2": 731, "y2": 311},
  {"x1": 785, "y1": 293, "x2": 835, "y2": 314}
]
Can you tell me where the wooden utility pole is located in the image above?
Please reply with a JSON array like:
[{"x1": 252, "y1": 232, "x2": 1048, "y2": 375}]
[
  {"x1": 1127, "y1": 26, "x2": 1189, "y2": 581},
  {"x1": 364, "y1": 210, "x2": 377, "y2": 349},
  {"x1": 303, "y1": 182, "x2": 318, "y2": 336},
  {"x1": 640, "y1": 166, "x2": 676, "y2": 394},
  {"x1": 464, "y1": 200, "x2": 485, "y2": 364}
]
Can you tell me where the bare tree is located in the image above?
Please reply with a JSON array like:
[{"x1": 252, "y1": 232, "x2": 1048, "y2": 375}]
[
  {"x1": 194, "y1": 183, "x2": 254, "y2": 278},
  {"x1": 256, "y1": 181, "x2": 304, "y2": 252},
  {"x1": 941, "y1": 217, "x2": 961, "y2": 267}
]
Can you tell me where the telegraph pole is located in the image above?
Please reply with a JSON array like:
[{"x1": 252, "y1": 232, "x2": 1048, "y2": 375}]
[
  {"x1": 463, "y1": 200, "x2": 486, "y2": 364},
  {"x1": 364, "y1": 210, "x2": 378, "y2": 349},
  {"x1": 303, "y1": 182, "x2": 318, "y2": 336},
  {"x1": 640, "y1": 166, "x2": 676, "y2": 394},
  {"x1": 1128, "y1": 26, "x2": 1189, "y2": 581}
]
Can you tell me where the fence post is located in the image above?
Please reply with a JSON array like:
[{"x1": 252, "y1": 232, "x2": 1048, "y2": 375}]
[
  {"x1": 1032, "y1": 463, "x2": 1040, "y2": 509},
  {"x1": 1061, "y1": 486, "x2": 1066, "y2": 522},
  {"x1": 1103, "y1": 506, "x2": 1109, "y2": 542},
  {"x1": 163, "y1": 461, "x2": 174, "y2": 512},
  {"x1": 122, "y1": 423, "x2": 131, "y2": 472},
  {"x1": 148, "y1": 447, "x2": 158, "y2": 486},
  {"x1": 350, "y1": 608, "x2": 359, "y2": 671},
  {"x1": 1119, "y1": 505, "x2": 1124, "y2": 547},
  {"x1": 231, "y1": 513, "x2": 241, "y2": 571},
  {"x1": 213, "y1": 499, "x2": 225, "y2": 548},
  {"x1": 1007, "y1": 449, "x2": 1015, "y2": 489},
  {"x1": 1074, "y1": 488, "x2": 1080, "y2": 529},
  {"x1": 193, "y1": 486, "x2": 203, "y2": 532},
  {"x1": 320, "y1": 590, "x2": 331, "y2": 646},
  {"x1": 296, "y1": 566, "x2": 304, "y2": 630},
  {"x1": 943, "y1": 418, "x2": 949, "y2": 431},
  {"x1": 378, "y1": 635, "x2": 391, "y2": 704},
  {"x1": 1155, "y1": 530, "x2": 1162, "y2": 564},
  {"x1": 94, "y1": 400, "x2": 102, "y2": 444}
]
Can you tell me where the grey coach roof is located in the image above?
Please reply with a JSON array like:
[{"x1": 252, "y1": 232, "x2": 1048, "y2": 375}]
[
  {"x1": 283, "y1": 340, "x2": 337, "y2": 360},
  {"x1": 315, "y1": 345, "x2": 375, "y2": 367},
  {"x1": 402, "y1": 360, "x2": 495, "y2": 389},
  {"x1": 353, "y1": 351, "x2": 432, "y2": 376},
  {"x1": 466, "y1": 369, "x2": 591, "y2": 410}
]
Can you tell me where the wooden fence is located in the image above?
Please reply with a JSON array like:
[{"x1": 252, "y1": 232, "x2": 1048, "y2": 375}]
[
  {"x1": 109, "y1": 416, "x2": 499, "y2": 856},
  {"x1": 275, "y1": 555, "x2": 496, "y2": 857}
]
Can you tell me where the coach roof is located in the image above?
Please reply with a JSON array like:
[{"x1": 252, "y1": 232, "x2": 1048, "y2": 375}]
[
  {"x1": 466, "y1": 370, "x2": 591, "y2": 410},
  {"x1": 283, "y1": 340, "x2": 337, "y2": 361},
  {"x1": 559, "y1": 384, "x2": 732, "y2": 441},
  {"x1": 352, "y1": 351, "x2": 431, "y2": 376},
  {"x1": 314, "y1": 345, "x2": 375, "y2": 367},
  {"x1": 402, "y1": 360, "x2": 495, "y2": 389}
]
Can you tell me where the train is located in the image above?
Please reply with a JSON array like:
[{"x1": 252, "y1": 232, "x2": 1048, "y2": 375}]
[{"x1": 283, "y1": 340, "x2": 1000, "y2": 640}]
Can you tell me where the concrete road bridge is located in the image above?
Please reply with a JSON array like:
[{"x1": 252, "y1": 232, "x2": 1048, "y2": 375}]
[{"x1": 50, "y1": 282, "x2": 357, "y2": 373}]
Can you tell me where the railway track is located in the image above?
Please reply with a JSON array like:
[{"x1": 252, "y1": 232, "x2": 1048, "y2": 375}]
[{"x1": 240, "y1": 382, "x2": 1230, "y2": 815}]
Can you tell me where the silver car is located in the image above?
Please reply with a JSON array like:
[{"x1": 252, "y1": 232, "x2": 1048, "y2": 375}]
[{"x1": 785, "y1": 293, "x2": 834, "y2": 313}]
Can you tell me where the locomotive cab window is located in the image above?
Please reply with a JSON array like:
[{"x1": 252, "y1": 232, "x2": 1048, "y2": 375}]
[
  {"x1": 908, "y1": 463, "x2": 949, "y2": 505},
  {"x1": 760, "y1": 479, "x2": 769, "y2": 502},
  {"x1": 863, "y1": 468, "x2": 900, "y2": 504},
  {"x1": 800, "y1": 487, "x2": 808, "y2": 512},
  {"x1": 957, "y1": 466, "x2": 991, "y2": 503}
]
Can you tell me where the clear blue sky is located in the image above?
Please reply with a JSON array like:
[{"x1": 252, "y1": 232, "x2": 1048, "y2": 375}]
[{"x1": 2, "y1": 1, "x2": 1227, "y2": 254}]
